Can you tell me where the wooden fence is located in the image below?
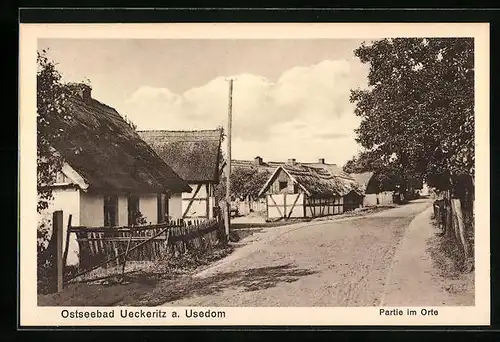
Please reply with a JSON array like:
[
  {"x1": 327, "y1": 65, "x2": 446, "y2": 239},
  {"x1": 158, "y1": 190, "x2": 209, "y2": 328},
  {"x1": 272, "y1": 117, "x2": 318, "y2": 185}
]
[
  {"x1": 433, "y1": 192, "x2": 474, "y2": 271},
  {"x1": 62, "y1": 217, "x2": 225, "y2": 284},
  {"x1": 265, "y1": 193, "x2": 346, "y2": 219}
]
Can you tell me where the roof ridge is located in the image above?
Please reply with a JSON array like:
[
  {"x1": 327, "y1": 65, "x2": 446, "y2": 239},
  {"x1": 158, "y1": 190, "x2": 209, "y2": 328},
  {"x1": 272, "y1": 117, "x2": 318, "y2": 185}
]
[
  {"x1": 235, "y1": 160, "x2": 340, "y2": 166},
  {"x1": 53, "y1": 94, "x2": 191, "y2": 193},
  {"x1": 137, "y1": 129, "x2": 222, "y2": 133},
  {"x1": 302, "y1": 162, "x2": 338, "y2": 165},
  {"x1": 146, "y1": 139, "x2": 221, "y2": 142}
]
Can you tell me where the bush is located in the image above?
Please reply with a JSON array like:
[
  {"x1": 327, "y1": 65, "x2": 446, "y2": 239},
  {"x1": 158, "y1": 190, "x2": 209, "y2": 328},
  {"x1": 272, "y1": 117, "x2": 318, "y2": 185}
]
[{"x1": 37, "y1": 218, "x2": 54, "y2": 294}]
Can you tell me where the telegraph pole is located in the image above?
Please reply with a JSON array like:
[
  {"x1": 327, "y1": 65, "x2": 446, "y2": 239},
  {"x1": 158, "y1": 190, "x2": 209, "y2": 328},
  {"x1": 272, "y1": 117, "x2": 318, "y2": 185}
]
[{"x1": 224, "y1": 79, "x2": 233, "y2": 239}]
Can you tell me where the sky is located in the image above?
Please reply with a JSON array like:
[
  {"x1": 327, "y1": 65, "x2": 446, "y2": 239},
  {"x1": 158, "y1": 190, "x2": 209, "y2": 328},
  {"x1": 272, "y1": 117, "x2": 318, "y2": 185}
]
[{"x1": 38, "y1": 38, "x2": 371, "y2": 166}]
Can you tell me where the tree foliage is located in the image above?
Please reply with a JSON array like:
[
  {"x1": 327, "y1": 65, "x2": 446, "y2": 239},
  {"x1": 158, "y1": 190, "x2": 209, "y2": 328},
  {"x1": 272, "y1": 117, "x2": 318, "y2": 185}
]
[
  {"x1": 37, "y1": 50, "x2": 73, "y2": 213},
  {"x1": 343, "y1": 150, "x2": 387, "y2": 175},
  {"x1": 349, "y1": 38, "x2": 474, "y2": 191},
  {"x1": 214, "y1": 166, "x2": 271, "y2": 202}
]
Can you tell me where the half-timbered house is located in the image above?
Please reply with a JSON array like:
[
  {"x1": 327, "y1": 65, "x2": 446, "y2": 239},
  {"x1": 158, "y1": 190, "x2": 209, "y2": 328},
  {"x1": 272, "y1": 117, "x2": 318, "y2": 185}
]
[
  {"x1": 138, "y1": 129, "x2": 223, "y2": 220},
  {"x1": 257, "y1": 160, "x2": 363, "y2": 220},
  {"x1": 233, "y1": 156, "x2": 363, "y2": 216}
]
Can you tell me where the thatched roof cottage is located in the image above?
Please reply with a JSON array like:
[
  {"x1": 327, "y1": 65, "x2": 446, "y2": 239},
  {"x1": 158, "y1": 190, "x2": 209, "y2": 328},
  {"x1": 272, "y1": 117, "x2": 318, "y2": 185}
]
[
  {"x1": 349, "y1": 171, "x2": 423, "y2": 206},
  {"x1": 138, "y1": 129, "x2": 223, "y2": 220},
  {"x1": 41, "y1": 84, "x2": 191, "y2": 265},
  {"x1": 257, "y1": 159, "x2": 364, "y2": 220}
]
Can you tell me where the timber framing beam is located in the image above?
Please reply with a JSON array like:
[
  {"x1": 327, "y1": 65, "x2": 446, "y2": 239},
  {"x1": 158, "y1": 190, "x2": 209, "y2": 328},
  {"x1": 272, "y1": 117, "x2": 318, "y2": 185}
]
[
  {"x1": 287, "y1": 194, "x2": 302, "y2": 218},
  {"x1": 268, "y1": 195, "x2": 284, "y2": 217},
  {"x1": 182, "y1": 184, "x2": 202, "y2": 218}
]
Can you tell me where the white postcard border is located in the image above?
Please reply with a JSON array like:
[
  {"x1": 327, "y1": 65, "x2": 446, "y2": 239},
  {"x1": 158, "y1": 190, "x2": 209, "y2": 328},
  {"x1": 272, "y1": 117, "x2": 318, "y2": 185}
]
[{"x1": 19, "y1": 22, "x2": 490, "y2": 327}]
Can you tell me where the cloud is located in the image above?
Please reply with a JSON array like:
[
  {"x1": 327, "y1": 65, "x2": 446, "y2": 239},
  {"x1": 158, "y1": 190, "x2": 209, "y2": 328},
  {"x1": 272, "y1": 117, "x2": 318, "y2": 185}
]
[
  {"x1": 317, "y1": 132, "x2": 351, "y2": 139},
  {"x1": 118, "y1": 59, "x2": 368, "y2": 164}
]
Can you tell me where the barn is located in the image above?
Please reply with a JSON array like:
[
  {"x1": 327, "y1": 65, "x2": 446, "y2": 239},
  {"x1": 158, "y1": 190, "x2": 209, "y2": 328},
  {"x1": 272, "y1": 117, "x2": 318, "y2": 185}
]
[
  {"x1": 350, "y1": 171, "x2": 401, "y2": 206},
  {"x1": 257, "y1": 161, "x2": 364, "y2": 220},
  {"x1": 138, "y1": 129, "x2": 223, "y2": 220}
]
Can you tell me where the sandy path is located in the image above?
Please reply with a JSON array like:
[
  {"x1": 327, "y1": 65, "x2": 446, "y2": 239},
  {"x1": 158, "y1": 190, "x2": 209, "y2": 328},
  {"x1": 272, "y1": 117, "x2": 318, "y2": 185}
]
[{"x1": 381, "y1": 206, "x2": 474, "y2": 306}]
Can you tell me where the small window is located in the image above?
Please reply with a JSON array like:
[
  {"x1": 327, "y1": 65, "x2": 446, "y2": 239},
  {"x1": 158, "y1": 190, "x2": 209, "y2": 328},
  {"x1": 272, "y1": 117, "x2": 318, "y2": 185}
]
[
  {"x1": 128, "y1": 195, "x2": 140, "y2": 226},
  {"x1": 279, "y1": 181, "x2": 288, "y2": 191},
  {"x1": 293, "y1": 183, "x2": 299, "y2": 193},
  {"x1": 55, "y1": 171, "x2": 69, "y2": 184},
  {"x1": 104, "y1": 195, "x2": 118, "y2": 227}
]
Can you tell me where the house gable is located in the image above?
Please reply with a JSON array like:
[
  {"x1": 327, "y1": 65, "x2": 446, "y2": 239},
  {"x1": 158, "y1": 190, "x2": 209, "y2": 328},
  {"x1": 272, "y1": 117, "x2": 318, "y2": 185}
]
[
  {"x1": 258, "y1": 167, "x2": 309, "y2": 197},
  {"x1": 49, "y1": 162, "x2": 90, "y2": 190},
  {"x1": 45, "y1": 88, "x2": 191, "y2": 195}
]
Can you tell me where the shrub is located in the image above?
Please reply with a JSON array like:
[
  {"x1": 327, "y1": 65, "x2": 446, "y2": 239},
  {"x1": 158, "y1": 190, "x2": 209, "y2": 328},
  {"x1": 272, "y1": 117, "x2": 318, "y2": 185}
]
[{"x1": 37, "y1": 217, "x2": 54, "y2": 294}]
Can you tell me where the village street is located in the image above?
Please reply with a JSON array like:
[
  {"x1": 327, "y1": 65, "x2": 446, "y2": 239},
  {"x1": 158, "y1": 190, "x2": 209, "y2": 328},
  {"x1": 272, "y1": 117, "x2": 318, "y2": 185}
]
[{"x1": 159, "y1": 198, "x2": 468, "y2": 307}]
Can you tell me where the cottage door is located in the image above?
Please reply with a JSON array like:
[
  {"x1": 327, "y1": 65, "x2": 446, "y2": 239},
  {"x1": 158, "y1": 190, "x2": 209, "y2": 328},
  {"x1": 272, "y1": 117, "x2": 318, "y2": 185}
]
[
  {"x1": 127, "y1": 195, "x2": 140, "y2": 226},
  {"x1": 104, "y1": 195, "x2": 118, "y2": 227}
]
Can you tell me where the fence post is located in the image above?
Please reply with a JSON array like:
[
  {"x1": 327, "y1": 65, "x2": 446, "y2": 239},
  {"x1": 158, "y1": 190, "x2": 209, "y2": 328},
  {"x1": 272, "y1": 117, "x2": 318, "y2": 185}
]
[
  {"x1": 62, "y1": 214, "x2": 72, "y2": 274},
  {"x1": 223, "y1": 202, "x2": 230, "y2": 240},
  {"x1": 452, "y1": 198, "x2": 470, "y2": 261},
  {"x1": 445, "y1": 199, "x2": 453, "y2": 238},
  {"x1": 120, "y1": 234, "x2": 133, "y2": 280},
  {"x1": 53, "y1": 210, "x2": 64, "y2": 292}
]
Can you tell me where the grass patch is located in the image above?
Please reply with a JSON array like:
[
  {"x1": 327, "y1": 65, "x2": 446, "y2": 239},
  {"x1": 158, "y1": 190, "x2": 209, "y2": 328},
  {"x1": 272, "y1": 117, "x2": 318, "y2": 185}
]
[
  {"x1": 427, "y1": 220, "x2": 475, "y2": 298},
  {"x1": 38, "y1": 244, "x2": 234, "y2": 306},
  {"x1": 230, "y1": 218, "x2": 313, "y2": 242},
  {"x1": 231, "y1": 218, "x2": 311, "y2": 230},
  {"x1": 312, "y1": 205, "x2": 396, "y2": 222}
]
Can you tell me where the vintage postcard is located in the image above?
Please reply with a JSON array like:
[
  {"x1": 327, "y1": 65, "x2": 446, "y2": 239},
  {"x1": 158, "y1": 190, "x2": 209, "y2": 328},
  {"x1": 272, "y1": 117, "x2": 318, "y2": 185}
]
[{"x1": 19, "y1": 22, "x2": 490, "y2": 327}]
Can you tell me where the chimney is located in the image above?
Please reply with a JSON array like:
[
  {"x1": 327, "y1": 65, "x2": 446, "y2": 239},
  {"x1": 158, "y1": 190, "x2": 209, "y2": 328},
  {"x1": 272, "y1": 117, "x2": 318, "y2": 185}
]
[
  {"x1": 318, "y1": 158, "x2": 325, "y2": 164},
  {"x1": 69, "y1": 83, "x2": 92, "y2": 102},
  {"x1": 80, "y1": 85, "x2": 91, "y2": 101},
  {"x1": 254, "y1": 156, "x2": 263, "y2": 166},
  {"x1": 287, "y1": 158, "x2": 296, "y2": 165}
]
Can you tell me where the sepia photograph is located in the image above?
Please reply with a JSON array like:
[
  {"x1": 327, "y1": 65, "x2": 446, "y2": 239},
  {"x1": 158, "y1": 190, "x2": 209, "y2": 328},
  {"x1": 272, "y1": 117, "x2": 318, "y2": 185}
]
[{"x1": 19, "y1": 22, "x2": 490, "y2": 326}]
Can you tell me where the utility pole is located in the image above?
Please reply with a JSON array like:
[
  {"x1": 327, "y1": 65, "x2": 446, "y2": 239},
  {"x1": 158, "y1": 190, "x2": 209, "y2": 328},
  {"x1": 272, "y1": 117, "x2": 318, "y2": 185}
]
[{"x1": 224, "y1": 79, "x2": 233, "y2": 239}]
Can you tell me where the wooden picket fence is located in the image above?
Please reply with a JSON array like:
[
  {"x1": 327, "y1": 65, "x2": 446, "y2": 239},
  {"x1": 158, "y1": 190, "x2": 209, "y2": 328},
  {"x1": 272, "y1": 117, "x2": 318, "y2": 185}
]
[
  {"x1": 433, "y1": 192, "x2": 474, "y2": 272},
  {"x1": 63, "y1": 217, "x2": 225, "y2": 283}
]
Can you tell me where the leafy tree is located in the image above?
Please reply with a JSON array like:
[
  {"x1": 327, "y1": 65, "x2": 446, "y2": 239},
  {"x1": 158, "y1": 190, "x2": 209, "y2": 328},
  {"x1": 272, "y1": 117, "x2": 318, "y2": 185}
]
[
  {"x1": 37, "y1": 50, "x2": 73, "y2": 213},
  {"x1": 214, "y1": 166, "x2": 271, "y2": 202},
  {"x1": 349, "y1": 38, "x2": 474, "y2": 194},
  {"x1": 37, "y1": 50, "x2": 82, "y2": 293},
  {"x1": 343, "y1": 150, "x2": 386, "y2": 175}
]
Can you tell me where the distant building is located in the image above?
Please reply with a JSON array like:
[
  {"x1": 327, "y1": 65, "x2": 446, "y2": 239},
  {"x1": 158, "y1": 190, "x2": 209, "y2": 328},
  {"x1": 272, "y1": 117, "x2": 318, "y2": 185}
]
[
  {"x1": 257, "y1": 158, "x2": 364, "y2": 220},
  {"x1": 350, "y1": 171, "x2": 424, "y2": 206},
  {"x1": 349, "y1": 172, "x2": 397, "y2": 206},
  {"x1": 232, "y1": 156, "x2": 361, "y2": 216},
  {"x1": 420, "y1": 182, "x2": 430, "y2": 196}
]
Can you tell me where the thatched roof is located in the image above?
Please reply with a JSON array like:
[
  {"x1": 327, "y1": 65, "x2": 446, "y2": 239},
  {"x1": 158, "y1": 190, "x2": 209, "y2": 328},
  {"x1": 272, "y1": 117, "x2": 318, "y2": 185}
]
[
  {"x1": 231, "y1": 159, "x2": 277, "y2": 173},
  {"x1": 137, "y1": 129, "x2": 223, "y2": 183},
  {"x1": 232, "y1": 159, "x2": 352, "y2": 178},
  {"x1": 349, "y1": 172, "x2": 375, "y2": 192},
  {"x1": 233, "y1": 158, "x2": 355, "y2": 195},
  {"x1": 258, "y1": 164, "x2": 363, "y2": 198},
  {"x1": 46, "y1": 93, "x2": 191, "y2": 194},
  {"x1": 302, "y1": 162, "x2": 352, "y2": 179},
  {"x1": 357, "y1": 172, "x2": 402, "y2": 194}
]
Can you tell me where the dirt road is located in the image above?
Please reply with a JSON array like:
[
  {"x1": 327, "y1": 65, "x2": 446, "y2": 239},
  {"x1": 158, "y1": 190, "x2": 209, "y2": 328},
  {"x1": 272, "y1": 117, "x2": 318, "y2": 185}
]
[{"x1": 160, "y1": 199, "x2": 450, "y2": 307}]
